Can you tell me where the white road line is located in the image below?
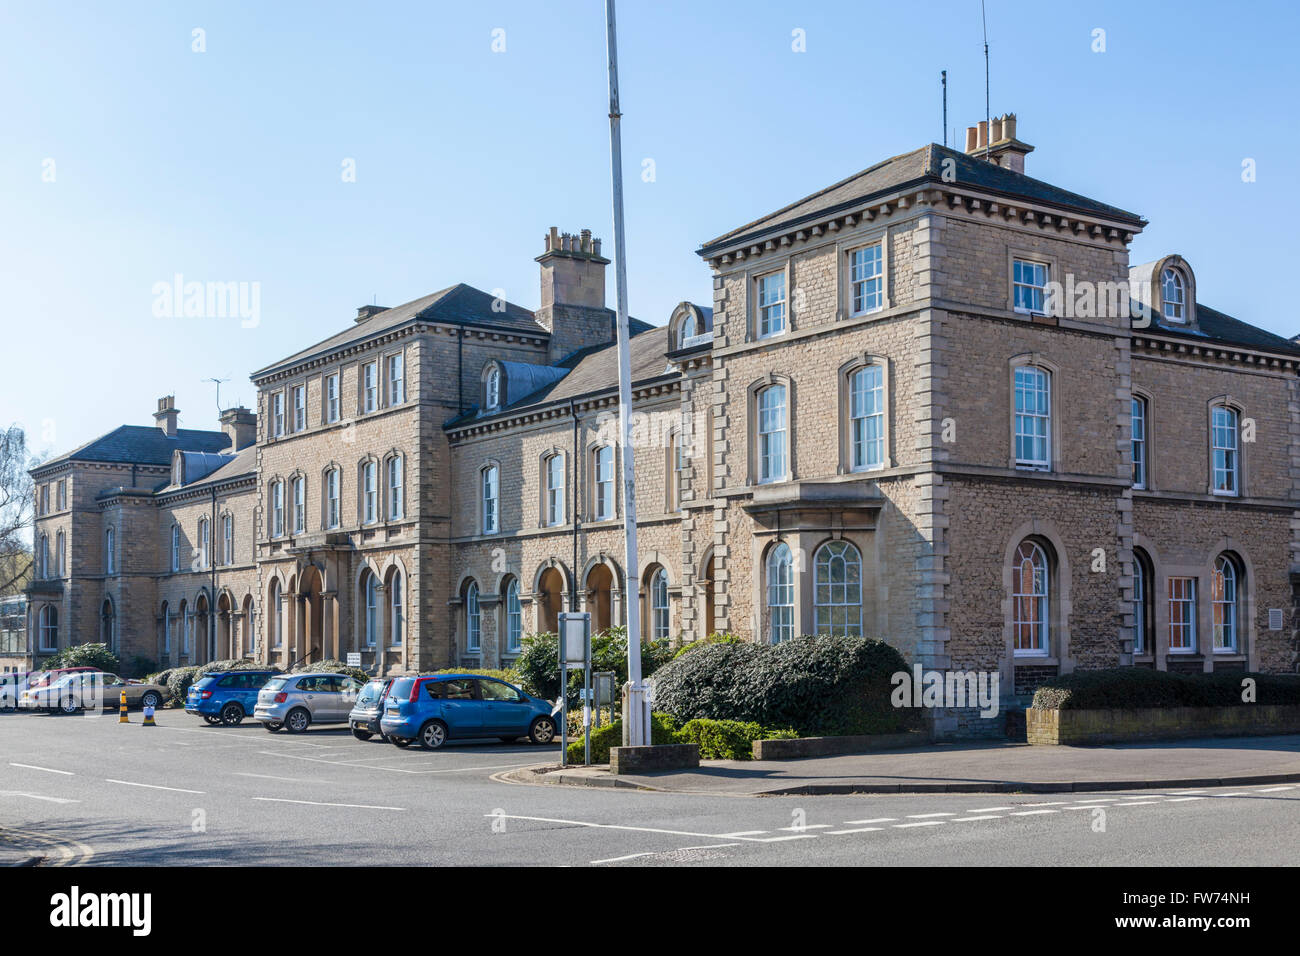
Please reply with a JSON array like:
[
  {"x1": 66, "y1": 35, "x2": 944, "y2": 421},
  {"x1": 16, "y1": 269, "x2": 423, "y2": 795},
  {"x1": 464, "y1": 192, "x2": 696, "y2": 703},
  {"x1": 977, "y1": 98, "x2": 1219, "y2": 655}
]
[
  {"x1": 485, "y1": 813, "x2": 806, "y2": 844},
  {"x1": 1214, "y1": 792, "x2": 1253, "y2": 797},
  {"x1": 0, "y1": 791, "x2": 80, "y2": 804},
  {"x1": 969, "y1": 806, "x2": 1014, "y2": 813},
  {"x1": 718, "y1": 830, "x2": 769, "y2": 837},
  {"x1": 894, "y1": 821, "x2": 946, "y2": 828},
  {"x1": 906, "y1": 812, "x2": 956, "y2": 818},
  {"x1": 826, "y1": 827, "x2": 883, "y2": 835},
  {"x1": 1113, "y1": 800, "x2": 1160, "y2": 806},
  {"x1": 8, "y1": 763, "x2": 73, "y2": 776},
  {"x1": 843, "y1": 818, "x2": 897, "y2": 824},
  {"x1": 232, "y1": 772, "x2": 317, "y2": 783},
  {"x1": 1165, "y1": 796, "x2": 1205, "y2": 802},
  {"x1": 950, "y1": 815, "x2": 1002, "y2": 822},
  {"x1": 1072, "y1": 797, "x2": 1118, "y2": 802},
  {"x1": 677, "y1": 843, "x2": 742, "y2": 851},
  {"x1": 252, "y1": 797, "x2": 405, "y2": 811},
  {"x1": 591, "y1": 852, "x2": 655, "y2": 864},
  {"x1": 1255, "y1": 786, "x2": 1294, "y2": 793},
  {"x1": 1065, "y1": 805, "x2": 1111, "y2": 811},
  {"x1": 778, "y1": 824, "x2": 833, "y2": 831},
  {"x1": 1022, "y1": 801, "x2": 1068, "y2": 807},
  {"x1": 105, "y1": 779, "x2": 204, "y2": 794},
  {"x1": 1009, "y1": 809, "x2": 1059, "y2": 816},
  {"x1": 255, "y1": 750, "x2": 527, "y2": 775}
]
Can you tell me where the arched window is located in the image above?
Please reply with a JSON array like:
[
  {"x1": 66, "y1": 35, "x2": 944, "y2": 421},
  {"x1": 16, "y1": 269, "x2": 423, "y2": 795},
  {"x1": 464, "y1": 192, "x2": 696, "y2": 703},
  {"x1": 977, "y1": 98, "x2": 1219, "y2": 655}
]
[
  {"x1": 1162, "y1": 268, "x2": 1185, "y2": 322},
  {"x1": 485, "y1": 365, "x2": 501, "y2": 410},
  {"x1": 757, "y1": 384, "x2": 787, "y2": 484},
  {"x1": 678, "y1": 310, "x2": 697, "y2": 347},
  {"x1": 814, "y1": 540, "x2": 863, "y2": 636},
  {"x1": 361, "y1": 461, "x2": 378, "y2": 524},
  {"x1": 362, "y1": 572, "x2": 379, "y2": 648},
  {"x1": 388, "y1": 572, "x2": 404, "y2": 648},
  {"x1": 268, "y1": 581, "x2": 282, "y2": 649},
  {"x1": 849, "y1": 365, "x2": 885, "y2": 471},
  {"x1": 593, "y1": 445, "x2": 614, "y2": 521},
  {"x1": 387, "y1": 455, "x2": 403, "y2": 520},
  {"x1": 197, "y1": 517, "x2": 211, "y2": 568},
  {"x1": 1212, "y1": 554, "x2": 1242, "y2": 653},
  {"x1": 544, "y1": 454, "x2": 565, "y2": 527},
  {"x1": 55, "y1": 531, "x2": 65, "y2": 577},
  {"x1": 101, "y1": 598, "x2": 116, "y2": 649},
  {"x1": 291, "y1": 476, "x2": 305, "y2": 534},
  {"x1": 481, "y1": 465, "x2": 499, "y2": 534},
  {"x1": 1014, "y1": 366, "x2": 1051, "y2": 470},
  {"x1": 648, "y1": 567, "x2": 670, "y2": 640},
  {"x1": 504, "y1": 578, "x2": 522, "y2": 654},
  {"x1": 38, "y1": 533, "x2": 48, "y2": 579},
  {"x1": 222, "y1": 514, "x2": 234, "y2": 566},
  {"x1": 38, "y1": 606, "x2": 58, "y2": 651},
  {"x1": 161, "y1": 602, "x2": 171, "y2": 655},
  {"x1": 1131, "y1": 396, "x2": 1148, "y2": 488},
  {"x1": 1211, "y1": 405, "x2": 1239, "y2": 495},
  {"x1": 1012, "y1": 540, "x2": 1049, "y2": 654},
  {"x1": 466, "y1": 582, "x2": 481, "y2": 653},
  {"x1": 325, "y1": 467, "x2": 341, "y2": 529},
  {"x1": 1133, "y1": 548, "x2": 1153, "y2": 655},
  {"x1": 270, "y1": 480, "x2": 285, "y2": 538},
  {"x1": 766, "y1": 542, "x2": 794, "y2": 643},
  {"x1": 105, "y1": 527, "x2": 116, "y2": 575}
]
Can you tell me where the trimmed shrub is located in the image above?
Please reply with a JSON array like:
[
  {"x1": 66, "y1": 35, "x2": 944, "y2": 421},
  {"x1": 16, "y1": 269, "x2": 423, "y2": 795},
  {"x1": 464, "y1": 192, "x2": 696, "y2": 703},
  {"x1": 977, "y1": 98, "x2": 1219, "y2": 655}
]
[
  {"x1": 153, "y1": 659, "x2": 274, "y2": 707},
  {"x1": 516, "y1": 627, "x2": 673, "y2": 702},
  {"x1": 675, "y1": 718, "x2": 797, "y2": 760},
  {"x1": 652, "y1": 635, "x2": 916, "y2": 737},
  {"x1": 1033, "y1": 668, "x2": 1300, "y2": 711},
  {"x1": 39, "y1": 642, "x2": 120, "y2": 674},
  {"x1": 671, "y1": 632, "x2": 744, "y2": 661},
  {"x1": 564, "y1": 712, "x2": 679, "y2": 764}
]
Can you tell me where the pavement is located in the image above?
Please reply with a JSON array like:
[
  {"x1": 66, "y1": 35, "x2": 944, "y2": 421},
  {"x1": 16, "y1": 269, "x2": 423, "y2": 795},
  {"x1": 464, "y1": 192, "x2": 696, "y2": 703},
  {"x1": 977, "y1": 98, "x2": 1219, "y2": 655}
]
[{"x1": 517, "y1": 734, "x2": 1300, "y2": 794}]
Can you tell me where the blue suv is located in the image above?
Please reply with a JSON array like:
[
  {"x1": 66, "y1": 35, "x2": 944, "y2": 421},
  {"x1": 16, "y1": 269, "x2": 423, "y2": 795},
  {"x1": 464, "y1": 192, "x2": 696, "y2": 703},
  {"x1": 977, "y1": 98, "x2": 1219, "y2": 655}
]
[
  {"x1": 379, "y1": 674, "x2": 558, "y2": 750},
  {"x1": 186, "y1": 670, "x2": 278, "y2": 726}
]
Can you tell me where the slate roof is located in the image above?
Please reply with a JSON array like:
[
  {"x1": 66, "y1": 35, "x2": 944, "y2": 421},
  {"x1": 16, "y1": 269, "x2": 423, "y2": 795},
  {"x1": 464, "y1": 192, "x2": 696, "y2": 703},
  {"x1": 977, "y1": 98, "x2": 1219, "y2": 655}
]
[
  {"x1": 155, "y1": 445, "x2": 257, "y2": 494},
  {"x1": 253, "y1": 283, "x2": 546, "y2": 379},
  {"x1": 698, "y1": 143, "x2": 1145, "y2": 256},
  {"x1": 37, "y1": 426, "x2": 230, "y2": 472},
  {"x1": 1146, "y1": 304, "x2": 1300, "y2": 357}
]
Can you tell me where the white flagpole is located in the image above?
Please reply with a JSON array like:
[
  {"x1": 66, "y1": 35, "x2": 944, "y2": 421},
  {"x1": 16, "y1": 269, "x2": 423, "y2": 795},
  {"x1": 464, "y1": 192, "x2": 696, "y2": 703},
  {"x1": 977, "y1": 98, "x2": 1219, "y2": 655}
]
[{"x1": 603, "y1": 0, "x2": 648, "y2": 747}]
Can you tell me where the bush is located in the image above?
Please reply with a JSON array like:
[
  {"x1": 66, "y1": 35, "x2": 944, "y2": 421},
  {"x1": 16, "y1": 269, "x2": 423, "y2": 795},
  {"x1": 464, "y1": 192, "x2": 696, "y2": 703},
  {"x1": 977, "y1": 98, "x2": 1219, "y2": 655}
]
[
  {"x1": 515, "y1": 626, "x2": 673, "y2": 702},
  {"x1": 302, "y1": 659, "x2": 371, "y2": 685},
  {"x1": 39, "y1": 642, "x2": 120, "y2": 674},
  {"x1": 675, "y1": 718, "x2": 797, "y2": 760},
  {"x1": 652, "y1": 635, "x2": 916, "y2": 737},
  {"x1": 123, "y1": 655, "x2": 158, "y2": 680},
  {"x1": 433, "y1": 667, "x2": 522, "y2": 687},
  {"x1": 672, "y1": 632, "x2": 745, "y2": 661},
  {"x1": 564, "y1": 712, "x2": 680, "y2": 764},
  {"x1": 1032, "y1": 668, "x2": 1300, "y2": 711},
  {"x1": 152, "y1": 659, "x2": 274, "y2": 707}
]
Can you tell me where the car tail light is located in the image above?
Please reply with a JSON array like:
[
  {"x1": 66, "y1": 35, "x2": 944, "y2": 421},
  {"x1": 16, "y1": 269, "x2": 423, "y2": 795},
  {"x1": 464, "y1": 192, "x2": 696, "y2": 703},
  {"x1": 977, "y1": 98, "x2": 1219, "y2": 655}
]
[
  {"x1": 201, "y1": 690, "x2": 213, "y2": 699},
  {"x1": 409, "y1": 682, "x2": 421, "y2": 703},
  {"x1": 274, "y1": 692, "x2": 288, "y2": 703}
]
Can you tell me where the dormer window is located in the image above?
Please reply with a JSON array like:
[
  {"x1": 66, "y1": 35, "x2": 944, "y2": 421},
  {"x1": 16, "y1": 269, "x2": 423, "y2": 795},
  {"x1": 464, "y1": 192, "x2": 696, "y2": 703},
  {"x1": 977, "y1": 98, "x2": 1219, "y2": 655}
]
[
  {"x1": 1162, "y1": 268, "x2": 1185, "y2": 322},
  {"x1": 485, "y1": 366, "x2": 501, "y2": 411}
]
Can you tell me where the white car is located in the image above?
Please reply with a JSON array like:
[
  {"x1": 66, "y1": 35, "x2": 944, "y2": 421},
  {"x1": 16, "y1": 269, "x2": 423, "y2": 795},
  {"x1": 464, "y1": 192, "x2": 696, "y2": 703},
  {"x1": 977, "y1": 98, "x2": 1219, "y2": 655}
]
[
  {"x1": 19, "y1": 671, "x2": 168, "y2": 714},
  {"x1": 0, "y1": 672, "x2": 34, "y2": 711}
]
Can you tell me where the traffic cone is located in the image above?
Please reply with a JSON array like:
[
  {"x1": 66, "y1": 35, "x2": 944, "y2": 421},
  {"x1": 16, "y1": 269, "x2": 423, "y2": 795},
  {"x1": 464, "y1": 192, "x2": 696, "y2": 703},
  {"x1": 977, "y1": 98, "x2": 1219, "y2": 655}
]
[
  {"x1": 118, "y1": 689, "x2": 129, "y2": 724},
  {"x1": 142, "y1": 704, "x2": 156, "y2": 727}
]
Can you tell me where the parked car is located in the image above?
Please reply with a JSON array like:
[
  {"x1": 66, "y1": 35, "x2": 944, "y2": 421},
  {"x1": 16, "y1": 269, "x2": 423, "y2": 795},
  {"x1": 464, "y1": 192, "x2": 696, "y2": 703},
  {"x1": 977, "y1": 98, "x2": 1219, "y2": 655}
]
[
  {"x1": 1, "y1": 671, "x2": 36, "y2": 711},
  {"x1": 348, "y1": 678, "x2": 394, "y2": 740},
  {"x1": 19, "y1": 671, "x2": 168, "y2": 714},
  {"x1": 25, "y1": 666, "x2": 99, "y2": 691},
  {"x1": 254, "y1": 672, "x2": 364, "y2": 733},
  {"x1": 379, "y1": 674, "x2": 558, "y2": 750},
  {"x1": 186, "y1": 669, "x2": 278, "y2": 726}
]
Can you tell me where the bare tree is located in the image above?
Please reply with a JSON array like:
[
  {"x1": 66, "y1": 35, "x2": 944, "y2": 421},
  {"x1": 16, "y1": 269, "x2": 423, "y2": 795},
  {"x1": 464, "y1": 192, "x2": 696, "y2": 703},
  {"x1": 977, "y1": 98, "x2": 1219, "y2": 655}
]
[{"x1": 0, "y1": 426, "x2": 35, "y2": 596}]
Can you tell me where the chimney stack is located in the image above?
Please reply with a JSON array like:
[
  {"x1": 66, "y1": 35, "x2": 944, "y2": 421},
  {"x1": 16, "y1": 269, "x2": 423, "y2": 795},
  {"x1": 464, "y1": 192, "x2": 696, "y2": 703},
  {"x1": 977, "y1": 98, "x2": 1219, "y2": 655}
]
[
  {"x1": 219, "y1": 406, "x2": 257, "y2": 452},
  {"x1": 355, "y1": 304, "x2": 387, "y2": 323},
  {"x1": 963, "y1": 112, "x2": 1033, "y2": 174},
  {"x1": 535, "y1": 225, "x2": 613, "y2": 361},
  {"x1": 155, "y1": 395, "x2": 179, "y2": 437}
]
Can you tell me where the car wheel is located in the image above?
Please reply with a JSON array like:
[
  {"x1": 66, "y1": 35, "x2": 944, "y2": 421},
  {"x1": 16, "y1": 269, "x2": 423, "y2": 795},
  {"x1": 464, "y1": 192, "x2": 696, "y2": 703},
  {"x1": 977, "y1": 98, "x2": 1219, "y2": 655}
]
[
  {"x1": 141, "y1": 692, "x2": 162, "y2": 710},
  {"x1": 390, "y1": 736, "x2": 411, "y2": 748},
  {"x1": 203, "y1": 715, "x2": 221, "y2": 725},
  {"x1": 220, "y1": 703, "x2": 244, "y2": 726},
  {"x1": 418, "y1": 721, "x2": 448, "y2": 750},
  {"x1": 351, "y1": 727, "x2": 373, "y2": 741},
  {"x1": 284, "y1": 708, "x2": 311, "y2": 734},
  {"x1": 59, "y1": 697, "x2": 80, "y2": 715},
  {"x1": 264, "y1": 721, "x2": 283, "y2": 733},
  {"x1": 529, "y1": 716, "x2": 557, "y2": 745}
]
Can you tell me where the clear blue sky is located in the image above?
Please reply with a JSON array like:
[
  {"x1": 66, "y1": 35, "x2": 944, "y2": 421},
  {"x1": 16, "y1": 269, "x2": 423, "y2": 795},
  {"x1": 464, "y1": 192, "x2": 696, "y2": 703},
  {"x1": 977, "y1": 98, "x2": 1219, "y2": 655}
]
[{"x1": 3, "y1": 0, "x2": 1297, "y2": 458}]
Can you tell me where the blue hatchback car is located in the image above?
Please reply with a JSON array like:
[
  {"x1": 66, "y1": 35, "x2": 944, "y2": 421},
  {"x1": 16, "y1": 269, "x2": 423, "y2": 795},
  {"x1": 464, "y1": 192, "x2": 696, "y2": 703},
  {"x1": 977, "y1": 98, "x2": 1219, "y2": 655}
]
[
  {"x1": 186, "y1": 670, "x2": 278, "y2": 726},
  {"x1": 379, "y1": 674, "x2": 558, "y2": 750}
]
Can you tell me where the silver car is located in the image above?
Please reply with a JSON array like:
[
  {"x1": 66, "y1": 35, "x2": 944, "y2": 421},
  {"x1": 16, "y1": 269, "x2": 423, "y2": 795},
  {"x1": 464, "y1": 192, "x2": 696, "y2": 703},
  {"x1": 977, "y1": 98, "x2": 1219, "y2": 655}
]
[{"x1": 254, "y1": 672, "x2": 363, "y2": 734}]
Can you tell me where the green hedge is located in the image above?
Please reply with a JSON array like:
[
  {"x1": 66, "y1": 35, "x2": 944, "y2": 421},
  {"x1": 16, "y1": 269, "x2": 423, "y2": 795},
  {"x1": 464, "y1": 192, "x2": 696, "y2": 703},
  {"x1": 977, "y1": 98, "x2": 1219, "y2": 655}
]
[
  {"x1": 675, "y1": 718, "x2": 797, "y2": 760},
  {"x1": 433, "y1": 667, "x2": 522, "y2": 686},
  {"x1": 515, "y1": 626, "x2": 674, "y2": 702},
  {"x1": 652, "y1": 635, "x2": 917, "y2": 737},
  {"x1": 300, "y1": 659, "x2": 371, "y2": 684},
  {"x1": 671, "y1": 632, "x2": 745, "y2": 661},
  {"x1": 38, "y1": 642, "x2": 120, "y2": 674},
  {"x1": 564, "y1": 712, "x2": 680, "y2": 764},
  {"x1": 1032, "y1": 668, "x2": 1300, "y2": 711}
]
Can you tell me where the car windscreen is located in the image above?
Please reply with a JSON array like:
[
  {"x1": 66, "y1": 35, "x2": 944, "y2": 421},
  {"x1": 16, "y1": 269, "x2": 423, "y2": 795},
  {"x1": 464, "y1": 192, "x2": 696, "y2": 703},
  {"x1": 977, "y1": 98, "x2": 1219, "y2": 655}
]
[
  {"x1": 357, "y1": 680, "x2": 386, "y2": 704},
  {"x1": 388, "y1": 678, "x2": 415, "y2": 700}
]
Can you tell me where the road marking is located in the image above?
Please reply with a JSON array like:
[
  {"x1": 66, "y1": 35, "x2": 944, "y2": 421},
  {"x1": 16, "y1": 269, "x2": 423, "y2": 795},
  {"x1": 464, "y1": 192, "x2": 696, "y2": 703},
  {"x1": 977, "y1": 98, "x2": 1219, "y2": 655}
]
[
  {"x1": 718, "y1": 830, "x2": 769, "y2": 837},
  {"x1": 894, "y1": 821, "x2": 946, "y2": 828},
  {"x1": 1021, "y1": 801, "x2": 1068, "y2": 807},
  {"x1": 8, "y1": 763, "x2": 73, "y2": 776},
  {"x1": 591, "y1": 852, "x2": 655, "y2": 864},
  {"x1": 1065, "y1": 805, "x2": 1111, "y2": 811},
  {"x1": 232, "y1": 772, "x2": 318, "y2": 783},
  {"x1": 1009, "y1": 809, "x2": 1058, "y2": 816},
  {"x1": 843, "y1": 817, "x2": 897, "y2": 824},
  {"x1": 826, "y1": 827, "x2": 883, "y2": 835},
  {"x1": 1072, "y1": 797, "x2": 1117, "y2": 802},
  {"x1": 485, "y1": 813, "x2": 808, "y2": 844},
  {"x1": 1255, "y1": 786, "x2": 1294, "y2": 792},
  {"x1": 951, "y1": 815, "x2": 1002, "y2": 822},
  {"x1": 105, "y1": 779, "x2": 204, "y2": 794},
  {"x1": 1165, "y1": 796, "x2": 1205, "y2": 802},
  {"x1": 0, "y1": 791, "x2": 80, "y2": 804},
  {"x1": 969, "y1": 806, "x2": 1014, "y2": 813},
  {"x1": 0, "y1": 824, "x2": 94, "y2": 866},
  {"x1": 252, "y1": 797, "x2": 405, "y2": 811},
  {"x1": 1215, "y1": 792, "x2": 1253, "y2": 797},
  {"x1": 255, "y1": 750, "x2": 529, "y2": 775},
  {"x1": 1113, "y1": 800, "x2": 1160, "y2": 806},
  {"x1": 778, "y1": 824, "x2": 832, "y2": 831},
  {"x1": 906, "y1": 812, "x2": 956, "y2": 818}
]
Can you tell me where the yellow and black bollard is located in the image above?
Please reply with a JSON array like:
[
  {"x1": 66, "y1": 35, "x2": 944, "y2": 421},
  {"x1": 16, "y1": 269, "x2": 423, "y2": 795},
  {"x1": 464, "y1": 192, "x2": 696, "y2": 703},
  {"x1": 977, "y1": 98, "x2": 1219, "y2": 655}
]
[
  {"x1": 118, "y1": 688, "x2": 129, "y2": 724},
  {"x1": 142, "y1": 704, "x2": 156, "y2": 727}
]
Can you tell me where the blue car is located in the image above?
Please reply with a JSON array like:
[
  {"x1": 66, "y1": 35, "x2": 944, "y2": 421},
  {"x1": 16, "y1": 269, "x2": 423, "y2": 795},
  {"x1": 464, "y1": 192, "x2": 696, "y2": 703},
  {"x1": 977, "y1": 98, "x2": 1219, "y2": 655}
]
[
  {"x1": 379, "y1": 674, "x2": 558, "y2": 750},
  {"x1": 186, "y1": 669, "x2": 279, "y2": 726}
]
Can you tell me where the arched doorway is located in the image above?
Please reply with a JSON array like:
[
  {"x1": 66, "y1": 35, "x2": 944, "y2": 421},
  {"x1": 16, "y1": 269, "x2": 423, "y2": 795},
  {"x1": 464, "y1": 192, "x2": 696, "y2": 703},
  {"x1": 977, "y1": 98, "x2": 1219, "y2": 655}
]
[
  {"x1": 216, "y1": 591, "x2": 233, "y2": 660},
  {"x1": 585, "y1": 563, "x2": 614, "y2": 633},
  {"x1": 194, "y1": 594, "x2": 211, "y2": 664},
  {"x1": 537, "y1": 567, "x2": 565, "y2": 635},
  {"x1": 299, "y1": 566, "x2": 324, "y2": 665},
  {"x1": 702, "y1": 555, "x2": 716, "y2": 638},
  {"x1": 240, "y1": 595, "x2": 255, "y2": 659}
]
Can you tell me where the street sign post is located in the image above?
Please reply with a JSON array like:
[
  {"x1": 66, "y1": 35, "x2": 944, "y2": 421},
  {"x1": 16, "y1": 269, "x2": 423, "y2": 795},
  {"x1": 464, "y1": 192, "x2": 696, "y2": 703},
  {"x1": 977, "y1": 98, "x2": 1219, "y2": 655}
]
[{"x1": 557, "y1": 612, "x2": 591, "y2": 767}]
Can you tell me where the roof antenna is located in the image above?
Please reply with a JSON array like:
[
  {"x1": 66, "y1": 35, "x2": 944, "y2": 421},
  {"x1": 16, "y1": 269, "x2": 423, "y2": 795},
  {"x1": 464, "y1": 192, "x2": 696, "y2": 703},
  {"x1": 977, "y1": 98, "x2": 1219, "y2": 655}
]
[
  {"x1": 205, "y1": 377, "x2": 229, "y2": 417},
  {"x1": 981, "y1": 0, "x2": 991, "y2": 159},
  {"x1": 941, "y1": 70, "x2": 948, "y2": 147}
]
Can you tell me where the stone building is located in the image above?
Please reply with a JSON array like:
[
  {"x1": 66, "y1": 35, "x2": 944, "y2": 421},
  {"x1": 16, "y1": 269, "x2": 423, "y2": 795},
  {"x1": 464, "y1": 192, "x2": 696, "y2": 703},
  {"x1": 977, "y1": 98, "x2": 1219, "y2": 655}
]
[{"x1": 28, "y1": 115, "x2": 1300, "y2": 733}]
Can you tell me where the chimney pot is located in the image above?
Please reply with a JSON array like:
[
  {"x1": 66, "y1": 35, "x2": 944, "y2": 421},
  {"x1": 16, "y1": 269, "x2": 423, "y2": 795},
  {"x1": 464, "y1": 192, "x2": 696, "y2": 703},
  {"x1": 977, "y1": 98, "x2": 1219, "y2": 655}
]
[
  {"x1": 965, "y1": 126, "x2": 978, "y2": 151},
  {"x1": 977, "y1": 120, "x2": 989, "y2": 148},
  {"x1": 1004, "y1": 112, "x2": 1017, "y2": 139},
  {"x1": 154, "y1": 395, "x2": 179, "y2": 437},
  {"x1": 991, "y1": 116, "x2": 1004, "y2": 142}
]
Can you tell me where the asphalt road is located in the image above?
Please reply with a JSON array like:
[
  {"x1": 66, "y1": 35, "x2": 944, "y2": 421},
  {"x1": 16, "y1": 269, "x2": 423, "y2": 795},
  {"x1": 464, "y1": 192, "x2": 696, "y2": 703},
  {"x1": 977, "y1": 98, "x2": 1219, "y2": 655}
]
[{"x1": 1, "y1": 707, "x2": 1297, "y2": 866}]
